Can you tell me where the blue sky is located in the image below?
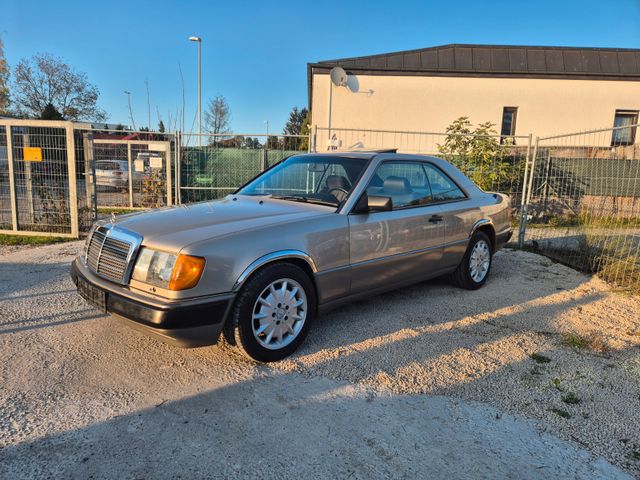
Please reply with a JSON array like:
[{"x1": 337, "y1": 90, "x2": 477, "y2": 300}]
[{"x1": 3, "y1": 0, "x2": 640, "y2": 133}]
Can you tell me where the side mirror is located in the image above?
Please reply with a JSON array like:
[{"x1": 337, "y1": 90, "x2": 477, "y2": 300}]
[{"x1": 353, "y1": 193, "x2": 392, "y2": 213}]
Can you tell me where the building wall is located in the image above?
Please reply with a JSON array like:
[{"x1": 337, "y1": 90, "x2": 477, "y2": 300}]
[{"x1": 310, "y1": 73, "x2": 640, "y2": 146}]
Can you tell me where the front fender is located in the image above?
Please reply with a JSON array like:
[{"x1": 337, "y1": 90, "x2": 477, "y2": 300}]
[{"x1": 232, "y1": 250, "x2": 318, "y2": 291}]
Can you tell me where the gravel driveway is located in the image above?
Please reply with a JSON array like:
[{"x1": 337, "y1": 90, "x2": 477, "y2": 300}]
[{"x1": 0, "y1": 242, "x2": 638, "y2": 479}]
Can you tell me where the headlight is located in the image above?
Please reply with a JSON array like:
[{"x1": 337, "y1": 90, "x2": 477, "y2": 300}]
[{"x1": 132, "y1": 248, "x2": 205, "y2": 291}]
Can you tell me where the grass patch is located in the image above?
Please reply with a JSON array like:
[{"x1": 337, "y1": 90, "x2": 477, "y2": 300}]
[
  {"x1": 561, "y1": 392, "x2": 581, "y2": 405},
  {"x1": 527, "y1": 213, "x2": 640, "y2": 229},
  {"x1": 631, "y1": 451, "x2": 640, "y2": 461},
  {"x1": 551, "y1": 378, "x2": 563, "y2": 391},
  {"x1": 597, "y1": 257, "x2": 640, "y2": 295},
  {"x1": 561, "y1": 332, "x2": 610, "y2": 354},
  {"x1": 549, "y1": 408, "x2": 571, "y2": 419},
  {"x1": 0, "y1": 234, "x2": 76, "y2": 246},
  {"x1": 97, "y1": 207, "x2": 139, "y2": 215},
  {"x1": 561, "y1": 333, "x2": 589, "y2": 349},
  {"x1": 530, "y1": 353, "x2": 552, "y2": 364},
  {"x1": 525, "y1": 231, "x2": 640, "y2": 295}
]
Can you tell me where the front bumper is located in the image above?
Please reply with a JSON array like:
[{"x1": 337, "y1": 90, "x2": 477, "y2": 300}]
[{"x1": 70, "y1": 259, "x2": 234, "y2": 347}]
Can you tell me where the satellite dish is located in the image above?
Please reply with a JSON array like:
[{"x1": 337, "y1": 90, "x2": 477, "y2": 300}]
[{"x1": 330, "y1": 66, "x2": 348, "y2": 87}]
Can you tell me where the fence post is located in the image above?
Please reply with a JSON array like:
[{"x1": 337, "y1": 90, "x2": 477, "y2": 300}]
[
  {"x1": 165, "y1": 140, "x2": 172, "y2": 206},
  {"x1": 82, "y1": 131, "x2": 97, "y2": 222},
  {"x1": 173, "y1": 132, "x2": 179, "y2": 204},
  {"x1": 310, "y1": 125, "x2": 317, "y2": 153},
  {"x1": 518, "y1": 136, "x2": 539, "y2": 248},
  {"x1": 260, "y1": 147, "x2": 268, "y2": 171},
  {"x1": 518, "y1": 134, "x2": 533, "y2": 248},
  {"x1": 66, "y1": 124, "x2": 79, "y2": 238},
  {"x1": 6, "y1": 125, "x2": 18, "y2": 232},
  {"x1": 127, "y1": 142, "x2": 134, "y2": 208}
]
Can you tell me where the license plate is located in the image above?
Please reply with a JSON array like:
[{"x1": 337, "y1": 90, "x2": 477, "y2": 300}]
[{"x1": 77, "y1": 277, "x2": 107, "y2": 312}]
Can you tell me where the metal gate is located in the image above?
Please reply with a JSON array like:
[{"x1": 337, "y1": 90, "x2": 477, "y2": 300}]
[
  {"x1": 520, "y1": 125, "x2": 640, "y2": 291},
  {"x1": 0, "y1": 119, "x2": 84, "y2": 237},
  {"x1": 90, "y1": 135, "x2": 173, "y2": 210}
]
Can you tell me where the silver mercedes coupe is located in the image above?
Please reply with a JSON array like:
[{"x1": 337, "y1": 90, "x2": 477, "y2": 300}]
[{"x1": 71, "y1": 151, "x2": 512, "y2": 362}]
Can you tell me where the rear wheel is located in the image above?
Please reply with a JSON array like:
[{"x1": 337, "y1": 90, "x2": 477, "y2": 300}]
[
  {"x1": 451, "y1": 231, "x2": 492, "y2": 290},
  {"x1": 230, "y1": 263, "x2": 316, "y2": 362}
]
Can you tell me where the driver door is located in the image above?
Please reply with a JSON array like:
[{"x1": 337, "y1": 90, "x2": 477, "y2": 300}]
[{"x1": 348, "y1": 161, "x2": 446, "y2": 295}]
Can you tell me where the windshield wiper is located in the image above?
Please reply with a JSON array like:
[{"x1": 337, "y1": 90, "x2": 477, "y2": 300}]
[
  {"x1": 303, "y1": 198, "x2": 338, "y2": 207},
  {"x1": 270, "y1": 194, "x2": 308, "y2": 203},
  {"x1": 270, "y1": 195, "x2": 337, "y2": 208}
]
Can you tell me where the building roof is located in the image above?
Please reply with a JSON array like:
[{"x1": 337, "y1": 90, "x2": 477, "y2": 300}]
[{"x1": 307, "y1": 44, "x2": 640, "y2": 106}]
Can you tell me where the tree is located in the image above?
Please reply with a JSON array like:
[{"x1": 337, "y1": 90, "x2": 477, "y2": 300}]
[
  {"x1": 437, "y1": 117, "x2": 512, "y2": 191},
  {"x1": 243, "y1": 137, "x2": 260, "y2": 149},
  {"x1": 0, "y1": 39, "x2": 9, "y2": 115},
  {"x1": 158, "y1": 120, "x2": 165, "y2": 133},
  {"x1": 282, "y1": 106, "x2": 309, "y2": 150},
  {"x1": 39, "y1": 103, "x2": 63, "y2": 120},
  {"x1": 204, "y1": 95, "x2": 231, "y2": 139},
  {"x1": 266, "y1": 136, "x2": 281, "y2": 149},
  {"x1": 300, "y1": 110, "x2": 312, "y2": 151},
  {"x1": 12, "y1": 53, "x2": 107, "y2": 121},
  {"x1": 283, "y1": 106, "x2": 308, "y2": 135}
]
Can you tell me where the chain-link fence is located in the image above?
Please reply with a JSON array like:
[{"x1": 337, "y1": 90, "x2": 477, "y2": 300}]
[
  {"x1": 178, "y1": 133, "x2": 308, "y2": 203},
  {"x1": 522, "y1": 125, "x2": 640, "y2": 292},
  {"x1": 312, "y1": 127, "x2": 531, "y2": 211}
]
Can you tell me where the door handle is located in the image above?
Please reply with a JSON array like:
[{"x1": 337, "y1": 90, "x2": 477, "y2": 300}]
[{"x1": 428, "y1": 214, "x2": 444, "y2": 223}]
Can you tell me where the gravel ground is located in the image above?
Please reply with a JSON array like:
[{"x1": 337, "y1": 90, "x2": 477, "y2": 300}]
[{"x1": 0, "y1": 242, "x2": 638, "y2": 479}]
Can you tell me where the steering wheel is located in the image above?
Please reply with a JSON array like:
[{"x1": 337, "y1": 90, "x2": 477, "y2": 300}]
[{"x1": 329, "y1": 187, "x2": 349, "y2": 202}]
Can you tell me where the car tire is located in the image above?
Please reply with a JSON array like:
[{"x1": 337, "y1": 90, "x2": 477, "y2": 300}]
[
  {"x1": 451, "y1": 231, "x2": 493, "y2": 290},
  {"x1": 230, "y1": 262, "x2": 316, "y2": 363}
]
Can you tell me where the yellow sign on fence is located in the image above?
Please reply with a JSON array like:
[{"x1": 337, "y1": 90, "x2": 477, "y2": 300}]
[{"x1": 23, "y1": 147, "x2": 43, "y2": 162}]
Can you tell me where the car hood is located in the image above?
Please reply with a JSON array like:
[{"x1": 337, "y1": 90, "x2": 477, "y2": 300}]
[{"x1": 112, "y1": 195, "x2": 335, "y2": 251}]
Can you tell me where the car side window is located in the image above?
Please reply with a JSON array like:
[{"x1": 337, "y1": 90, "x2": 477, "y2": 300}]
[
  {"x1": 366, "y1": 162, "x2": 433, "y2": 209},
  {"x1": 423, "y1": 164, "x2": 466, "y2": 202}
]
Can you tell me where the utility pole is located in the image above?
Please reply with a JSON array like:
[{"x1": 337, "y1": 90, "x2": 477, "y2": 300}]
[
  {"x1": 189, "y1": 36, "x2": 202, "y2": 146},
  {"x1": 145, "y1": 79, "x2": 151, "y2": 131}
]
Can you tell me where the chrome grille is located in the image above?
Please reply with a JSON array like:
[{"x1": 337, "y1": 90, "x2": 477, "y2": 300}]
[{"x1": 84, "y1": 225, "x2": 142, "y2": 284}]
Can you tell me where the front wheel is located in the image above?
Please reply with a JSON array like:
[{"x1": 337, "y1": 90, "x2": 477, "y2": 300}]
[
  {"x1": 230, "y1": 263, "x2": 316, "y2": 362},
  {"x1": 451, "y1": 231, "x2": 492, "y2": 290}
]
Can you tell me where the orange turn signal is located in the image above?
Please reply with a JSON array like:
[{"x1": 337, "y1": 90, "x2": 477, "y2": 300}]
[{"x1": 168, "y1": 255, "x2": 206, "y2": 291}]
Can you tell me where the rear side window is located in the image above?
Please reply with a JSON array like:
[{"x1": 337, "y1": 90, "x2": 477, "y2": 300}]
[
  {"x1": 423, "y1": 164, "x2": 466, "y2": 202},
  {"x1": 366, "y1": 162, "x2": 432, "y2": 209}
]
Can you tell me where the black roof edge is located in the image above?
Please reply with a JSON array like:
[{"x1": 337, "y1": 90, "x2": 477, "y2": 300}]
[{"x1": 314, "y1": 43, "x2": 640, "y2": 65}]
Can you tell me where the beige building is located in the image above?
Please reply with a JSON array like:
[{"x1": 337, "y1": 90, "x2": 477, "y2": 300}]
[{"x1": 307, "y1": 44, "x2": 640, "y2": 148}]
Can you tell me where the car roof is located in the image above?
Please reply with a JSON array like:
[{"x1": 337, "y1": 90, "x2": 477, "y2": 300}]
[{"x1": 295, "y1": 151, "x2": 443, "y2": 162}]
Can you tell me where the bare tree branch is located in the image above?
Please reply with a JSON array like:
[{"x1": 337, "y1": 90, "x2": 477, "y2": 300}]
[
  {"x1": 12, "y1": 53, "x2": 107, "y2": 121},
  {"x1": 204, "y1": 95, "x2": 231, "y2": 141}
]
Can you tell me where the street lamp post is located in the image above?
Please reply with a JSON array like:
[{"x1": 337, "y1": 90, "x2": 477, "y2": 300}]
[{"x1": 189, "y1": 36, "x2": 202, "y2": 146}]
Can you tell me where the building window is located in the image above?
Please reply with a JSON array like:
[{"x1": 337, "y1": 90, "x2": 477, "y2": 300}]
[
  {"x1": 611, "y1": 110, "x2": 638, "y2": 146},
  {"x1": 500, "y1": 107, "x2": 518, "y2": 144}
]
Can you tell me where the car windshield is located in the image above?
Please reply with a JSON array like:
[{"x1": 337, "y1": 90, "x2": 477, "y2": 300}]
[{"x1": 237, "y1": 155, "x2": 367, "y2": 207}]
